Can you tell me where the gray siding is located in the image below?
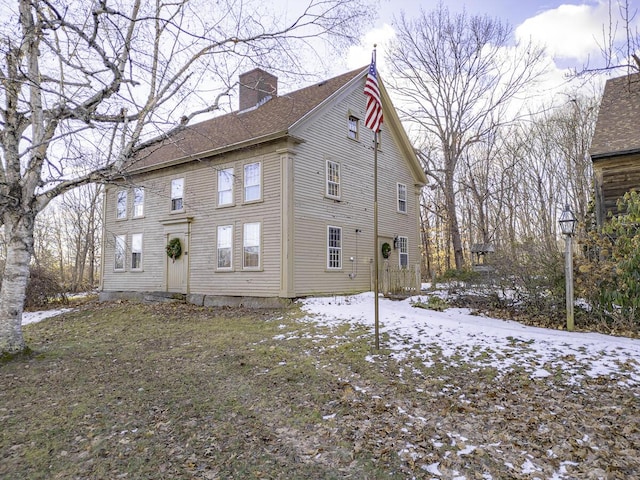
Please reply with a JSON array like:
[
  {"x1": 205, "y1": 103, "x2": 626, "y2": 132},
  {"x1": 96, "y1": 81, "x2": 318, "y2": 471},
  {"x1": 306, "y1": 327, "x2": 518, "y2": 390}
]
[
  {"x1": 102, "y1": 146, "x2": 285, "y2": 297},
  {"x1": 289, "y1": 82, "x2": 422, "y2": 296},
  {"x1": 102, "y1": 75, "x2": 424, "y2": 300}
]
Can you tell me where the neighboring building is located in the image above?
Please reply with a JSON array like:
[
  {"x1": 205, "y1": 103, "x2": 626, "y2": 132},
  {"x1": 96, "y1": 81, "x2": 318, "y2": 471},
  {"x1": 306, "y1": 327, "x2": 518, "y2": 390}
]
[
  {"x1": 100, "y1": 67, "x2": 427, "y2": 306},
  {"x1": 590, "y1": 73, "x2": 640, "y2": 225}
]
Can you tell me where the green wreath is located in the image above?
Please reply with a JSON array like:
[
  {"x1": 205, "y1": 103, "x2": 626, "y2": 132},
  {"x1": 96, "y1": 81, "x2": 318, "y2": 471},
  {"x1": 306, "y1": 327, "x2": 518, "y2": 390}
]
[
  {"x1": 166, "y1": 237, "x2": 182, "y2": 262},
  {"x1": 381, "y1": 242, "x2": 391, "y2": 259}
]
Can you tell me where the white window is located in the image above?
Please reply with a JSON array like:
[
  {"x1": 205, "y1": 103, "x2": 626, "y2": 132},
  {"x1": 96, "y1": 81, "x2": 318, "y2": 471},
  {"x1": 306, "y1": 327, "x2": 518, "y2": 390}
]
[
  {"x1": 218, "y1": 168, "x2": 234, "y2": 206},
  {"x1": 244, "y1": 162, "x2": 261, "y2": 202},
  {"x1": 131, "y1": 233, "x2": 143, "y2": 270},
  {"x1": 217, "y1": 225, "x2": 233, "y2": 269},
  {"x1": 398, "y1": 236, "x2": 408, "y2": 268},
  {"x1": 171, "y1": 178, "x2": 184, "y2": 212},
  {"x1": 327, "y1": 226, "x2": 342, "y2": 269},
  {"x1": 243, "y1": 222, "x2": 261, "y2": 269},
  {"x1": 116, "y1": 190, "x2": 127, "y2": 219},
  {"x1": 114, "y1": 235, "x2": 126, "y2": 271},
  {"x1": 326, "y1": 160, "x2": 340, "y2": 198},
  {"x1": 348, "y1": 115, "x2": 359, "y2": 140},
  {"x1": 397, "y1": 183, "x2": 407, "y2": 213},
  {"x1": 133, "y1": 187, "x2": 144, "y2": 217}
]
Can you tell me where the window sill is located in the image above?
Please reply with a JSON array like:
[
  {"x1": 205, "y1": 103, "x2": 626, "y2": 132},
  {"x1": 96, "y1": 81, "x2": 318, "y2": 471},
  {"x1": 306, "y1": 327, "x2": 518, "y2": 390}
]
[{"x1": 242, "y1": 198, "x2": 263, "y2": 205}]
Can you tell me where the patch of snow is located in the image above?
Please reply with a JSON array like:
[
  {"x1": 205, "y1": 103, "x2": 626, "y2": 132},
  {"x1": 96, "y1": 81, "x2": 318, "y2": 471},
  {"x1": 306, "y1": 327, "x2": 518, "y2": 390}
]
[
  {"x1": 21, "y1": 308, "x2": 73, "y2": 326},
  {"x1": 298, "y1": 293, "x2": 640, "y2": 387}
]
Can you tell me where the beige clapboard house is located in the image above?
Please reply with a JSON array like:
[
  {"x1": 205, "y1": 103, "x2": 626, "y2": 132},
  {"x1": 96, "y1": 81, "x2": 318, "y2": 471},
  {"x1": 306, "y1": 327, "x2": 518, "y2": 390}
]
[{"x1": 100, "y1": 67, "x2": 427, "y2": 305}]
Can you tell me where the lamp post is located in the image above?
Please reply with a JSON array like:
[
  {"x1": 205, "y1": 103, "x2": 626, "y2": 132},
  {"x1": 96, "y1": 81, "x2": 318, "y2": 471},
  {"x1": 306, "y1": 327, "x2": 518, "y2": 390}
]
[{"x1": 559, "y1": 204, "x2": 577, "y2": 331}]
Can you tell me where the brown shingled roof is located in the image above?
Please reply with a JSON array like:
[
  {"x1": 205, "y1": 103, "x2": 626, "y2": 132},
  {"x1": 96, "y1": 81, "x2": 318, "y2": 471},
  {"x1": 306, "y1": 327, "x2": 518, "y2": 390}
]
[
  {"x1": 131, "y1": 67, "x2": 366, "y2": 170},
  {"x1": 590, "y1": 73, "x2": 640, "y2": 159}
]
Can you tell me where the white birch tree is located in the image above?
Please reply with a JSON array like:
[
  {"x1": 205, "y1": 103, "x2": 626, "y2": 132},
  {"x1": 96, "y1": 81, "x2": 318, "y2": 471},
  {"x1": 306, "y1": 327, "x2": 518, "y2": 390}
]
[{"x1": 0, "y1": 0, "x2": 371, "y2": 354}]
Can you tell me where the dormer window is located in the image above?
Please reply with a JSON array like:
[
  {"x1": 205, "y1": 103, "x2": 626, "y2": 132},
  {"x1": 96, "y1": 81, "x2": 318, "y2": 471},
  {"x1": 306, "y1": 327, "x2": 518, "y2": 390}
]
[{"x1": 348, "y1": 115, "x2": 359, "y2": 140}]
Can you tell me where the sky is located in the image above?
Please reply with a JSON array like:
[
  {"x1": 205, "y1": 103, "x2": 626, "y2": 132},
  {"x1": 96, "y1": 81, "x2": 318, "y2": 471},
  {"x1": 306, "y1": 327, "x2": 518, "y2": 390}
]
[{"x1": 330, "y1": 0, "x2": 635, "y2": 107}]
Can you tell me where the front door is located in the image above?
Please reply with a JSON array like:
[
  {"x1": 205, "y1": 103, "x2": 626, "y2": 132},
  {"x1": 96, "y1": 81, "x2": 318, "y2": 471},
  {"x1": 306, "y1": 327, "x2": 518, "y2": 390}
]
[{"x1": 166, "y1": 231, "x2": 188, "y2": 293}]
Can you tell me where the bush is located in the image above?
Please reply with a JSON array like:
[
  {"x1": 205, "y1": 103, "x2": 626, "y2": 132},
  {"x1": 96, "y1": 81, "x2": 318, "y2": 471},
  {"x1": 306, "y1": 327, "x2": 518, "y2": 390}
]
[
  {"x1": 576, "y1": 191, "x2": 640, "y2": 333},
  {"x1": 25, "y1": 265, "x2": 67, "y2": 309}
]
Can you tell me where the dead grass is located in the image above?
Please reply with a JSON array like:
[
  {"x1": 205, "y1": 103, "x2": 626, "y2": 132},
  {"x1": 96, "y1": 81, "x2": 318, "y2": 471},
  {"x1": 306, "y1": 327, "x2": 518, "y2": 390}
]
[{"x1": 1, "y1": 301, "x2": 639, "y2": 479}]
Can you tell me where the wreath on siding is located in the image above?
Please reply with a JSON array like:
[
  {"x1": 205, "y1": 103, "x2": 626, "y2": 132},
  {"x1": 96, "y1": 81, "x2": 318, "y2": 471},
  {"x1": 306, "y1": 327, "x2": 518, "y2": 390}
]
[
  {"x1": 166, "y1": 238, "x2": 182, "y2": 262},
  {"x1": 381, "y1": 242, "x2": 391, "y2": 259}
]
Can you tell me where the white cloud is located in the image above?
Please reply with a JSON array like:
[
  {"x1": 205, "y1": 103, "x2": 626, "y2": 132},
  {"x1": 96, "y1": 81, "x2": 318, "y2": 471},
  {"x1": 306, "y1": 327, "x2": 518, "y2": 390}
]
[
  {"x1": 515, "y1": 2, "x2": 610, "y2": 62},
  {"x1": 346, "y1": 23, "x2": 396, "y2": 71}
]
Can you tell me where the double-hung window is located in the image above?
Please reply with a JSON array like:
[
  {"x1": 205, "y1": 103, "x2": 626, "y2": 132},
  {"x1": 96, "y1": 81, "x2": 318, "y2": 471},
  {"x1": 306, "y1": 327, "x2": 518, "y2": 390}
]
[
  {"x1": 397, "y1": 183, "x2": 407, "y2": 213},
  {"x1": 133, "y1": 187, "x2": 144, "y2": 217},
  {"x1": 327, "y1": 226, "x2": 342, "y2": 269},
  {"x1": 131, "y1": 233, "x2": 143, "y2": 270},
  {"x1": 244, "y1": 162, "x2": 261, "y2": 202},
  {"x1": 218, "y1": 168, "x2": 234, "y2": 206},
  {"x1": 114, "y1": 235, "x2": 126, "y2": 271},
  {"x1": 398, "y1": 236, "x2": 408, "y2": 268},
  {"x1": 348, "y1": 115, "x2": 359, "y2": 140},
  {"x1": 217, "y1": 225, "x2": 233, "y2": 269},
  {"x1": 326, "y1": 160, "x2": 340, "y2": 199},
  {"x1": 116, "y1": 190, "x2": 127, "y2": 219},
  {"x1": 171, "y1": 178, "x2": 184, "y2": 212},
  {"x1": 243, "y1": 222, "x2": 261, "y2": 269}
]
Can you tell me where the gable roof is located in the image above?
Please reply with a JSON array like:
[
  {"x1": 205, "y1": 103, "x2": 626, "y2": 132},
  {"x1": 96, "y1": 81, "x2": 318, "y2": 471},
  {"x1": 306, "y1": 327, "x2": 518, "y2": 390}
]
[
  {"x1": 590, "y1": 73, "x2": 640, "y2": 159},
  {"x1": 130, "y1": 68, "x2": 366, "y2": 171}
]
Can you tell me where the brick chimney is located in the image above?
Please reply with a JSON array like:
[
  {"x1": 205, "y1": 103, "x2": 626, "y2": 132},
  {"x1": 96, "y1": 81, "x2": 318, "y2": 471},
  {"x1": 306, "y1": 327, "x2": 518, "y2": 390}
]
[{"x1": 238, "y1": 68, "x2": 277, "y2": 111}]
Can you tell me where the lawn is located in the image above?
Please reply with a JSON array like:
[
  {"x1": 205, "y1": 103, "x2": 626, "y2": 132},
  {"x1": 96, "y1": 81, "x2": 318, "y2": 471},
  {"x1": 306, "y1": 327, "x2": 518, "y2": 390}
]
[{"x1": 1, "y1": 299, "x2": 638, "y2": 479}]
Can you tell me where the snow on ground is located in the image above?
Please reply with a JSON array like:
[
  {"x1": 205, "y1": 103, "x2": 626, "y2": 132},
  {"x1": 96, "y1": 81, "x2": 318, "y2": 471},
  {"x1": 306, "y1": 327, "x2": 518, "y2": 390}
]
[
  {"x1": 299, "y1": 292, "x2": 640, "y2": 387},
  {"x1": 22, "y1": 308, "x2": 73, "y2": 326},
  {"x1": 298, "y1": 292, "x2": 640, "y2": 479}
]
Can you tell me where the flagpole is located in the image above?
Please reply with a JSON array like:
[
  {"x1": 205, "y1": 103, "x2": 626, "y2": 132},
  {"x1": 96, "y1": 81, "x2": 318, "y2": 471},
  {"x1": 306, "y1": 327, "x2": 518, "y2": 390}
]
[
  {"x1": 372, "y1": 46, "x2": 380, "y2": 351},
  {"x1": 373, "y1": 127, "x2": 380, "y2": 350},
  {"x1": 364, "y1": 44, "x2": 382, "y2": 351}
]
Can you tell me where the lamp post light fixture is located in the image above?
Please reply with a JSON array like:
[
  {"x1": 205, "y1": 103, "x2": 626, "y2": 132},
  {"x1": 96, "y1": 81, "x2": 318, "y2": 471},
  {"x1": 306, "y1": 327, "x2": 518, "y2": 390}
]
[{"x1": 559, "y1": 204, "x2": 577, "y2": 331}]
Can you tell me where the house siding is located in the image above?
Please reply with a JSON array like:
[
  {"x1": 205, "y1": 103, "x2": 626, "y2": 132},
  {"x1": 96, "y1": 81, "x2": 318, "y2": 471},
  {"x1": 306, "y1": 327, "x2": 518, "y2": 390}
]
[
  {"x1": 101, "y1": 69, "x2": 426, "y2": 301},
  {"x1": 102, "y1": 145, "x2": 285, "y2": 297},
  {"x1": 288, "y1": 82, "x2": 422, "y2": 296}
]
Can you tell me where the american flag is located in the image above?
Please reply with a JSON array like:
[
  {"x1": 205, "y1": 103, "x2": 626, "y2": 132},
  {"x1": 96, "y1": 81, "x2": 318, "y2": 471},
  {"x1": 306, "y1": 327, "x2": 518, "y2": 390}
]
[{"x1": 364, "y1": 52, "x2": 383, "y2": 132}]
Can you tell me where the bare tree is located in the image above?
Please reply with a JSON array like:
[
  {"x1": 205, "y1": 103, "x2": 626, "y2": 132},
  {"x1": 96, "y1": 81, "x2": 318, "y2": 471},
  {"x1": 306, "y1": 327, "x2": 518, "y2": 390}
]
[
  {"x1": 594, "y1": 0, "x2": 640, "y2": 73},
  {"x1": 0, "y1": 0, "x2": 371, "y2": 354},
  {"x1": 387, "y1": 3, "x2": 547, "y2": 270}
]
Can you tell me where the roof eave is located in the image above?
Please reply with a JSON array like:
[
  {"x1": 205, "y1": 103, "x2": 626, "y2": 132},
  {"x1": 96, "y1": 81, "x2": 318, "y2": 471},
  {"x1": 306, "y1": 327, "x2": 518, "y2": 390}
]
[
  {"x1": 591, "y1": 147, "x2": 640, "y2": 162},
  {"x1": 128, "y1": 130, "x2": 297, "y2": 174}
]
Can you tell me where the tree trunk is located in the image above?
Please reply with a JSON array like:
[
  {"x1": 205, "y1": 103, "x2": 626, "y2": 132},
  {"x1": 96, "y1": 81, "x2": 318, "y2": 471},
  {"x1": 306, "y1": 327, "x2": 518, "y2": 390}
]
[
  {"x1": 0, "y1": 214, "x2": 34, "y2": 354},
  {"x1": 444, "y1": 168, "x2": 464, "y2": 270}
]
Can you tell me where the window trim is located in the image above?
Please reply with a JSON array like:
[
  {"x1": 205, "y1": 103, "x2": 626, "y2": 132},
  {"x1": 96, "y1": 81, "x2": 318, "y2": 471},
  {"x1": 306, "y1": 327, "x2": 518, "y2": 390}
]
[
  {"x1": 327, "y1": 225, "x2": 342, "y2": 270},
  {"x1": 398, "y1": 236, "x2": 409, "y2": 268},
  {"x1": 114, "y1": 234, "x2": 126, "y2": 271},
  {"x1": 171, "y1": 178, "x2": 184, "y2": 212},
  {"x1": 243, "y1": 161, "x2": 262, "y2": 203},
  {"x1": 347, "y1": 115, "x2": 359, "y2": 141},
  {"x1": 116, "y1": 190, "x2": 127, "y2": 220},
  {"x1": 326, "y1": 160, "x2": 341, "y2": 199},
  {"x1": 217, "y1": 167, "x2": 235, "y2": 207},
  {"x1": 397, "y1": 183, "x2": 407, "y2": 214},
  {"x1": 242, "y1": 222, "x2": 261, "y2": 270},
  {"x1": 217, "y1": 224, "x2": 233, "y2": 270},
  {"x1": 131, "y1": 233, "x2": 143, "y2": 271},
  {"x1": 133, "y1": 186, "x2": 145, "y2": 218}
]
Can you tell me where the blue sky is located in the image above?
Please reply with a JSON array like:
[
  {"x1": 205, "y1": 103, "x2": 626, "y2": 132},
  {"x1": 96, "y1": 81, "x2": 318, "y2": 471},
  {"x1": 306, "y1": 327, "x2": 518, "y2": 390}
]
[
  {"x1": 349, "y1": 0, "x2": 615, "y2": 69},
  {"x1": 330, "y1": 0, "x2": 630, "y2": 105}
]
